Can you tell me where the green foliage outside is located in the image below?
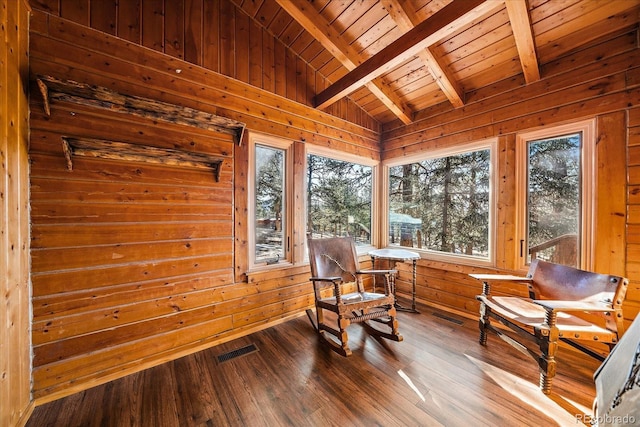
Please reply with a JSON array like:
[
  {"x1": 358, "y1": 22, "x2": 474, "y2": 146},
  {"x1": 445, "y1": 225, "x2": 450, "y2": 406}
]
[
  {"x1": 255, "y1": 134, "x2": 580, "y2": 264},
  {"x1": 307, "y1": 154, "x2": 372, "y2": 244},
  {"x1": 255, "y1": 145, "x2": 285, "y2": 263},
  {"x1": 527, "y1": 134, "x2": 580, "y2": 264},
  {"x1": 389, "y1": 149, "x2": 491, "y2": 256}
]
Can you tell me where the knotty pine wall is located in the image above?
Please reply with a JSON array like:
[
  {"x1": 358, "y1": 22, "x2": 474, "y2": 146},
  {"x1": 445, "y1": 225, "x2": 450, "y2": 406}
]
[
  {"x1": 1, "y1": 0, "x2": 33, "y2": 425},
  {"x1": 23, "y1": 0, "x2": 640, "y2": 407},
  {"x1": 28, "y1": 0, "x2": 379, "y2": 132},
  {"x1": 28, "y1": 5, "x2": 380, "y2": 402},
  {"x1": 385, "y1": 29, "x2": 640, "y2": 327}
]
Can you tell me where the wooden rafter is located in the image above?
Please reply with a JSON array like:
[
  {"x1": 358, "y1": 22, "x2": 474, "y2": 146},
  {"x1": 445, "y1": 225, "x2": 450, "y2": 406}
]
[
  {"x1": 276, "y1": 0, "x2": 413, "y2": 124},
  {"x1": 381, "y1": 0, "x2": 465, "y2": 108},
  {"x1": 314, "y1": 0, "x2": 495, "y2": 110},
  {"x1": 505, "y1": 0, "x2": 541, "y2": 84}
]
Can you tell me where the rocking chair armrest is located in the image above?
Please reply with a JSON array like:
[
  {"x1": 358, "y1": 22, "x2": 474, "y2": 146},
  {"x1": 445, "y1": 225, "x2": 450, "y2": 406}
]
[
  {"x1": 309, "y1": 276, "x2": 342, "y2": 283},
  {"x1": 533, "y1": 300, "x2": 616, "y2": 313},
  {"x1": 309, "y1": 276, "x2": 344, "y2": 302},
  {"x1": 356, "y1": 269, "x2": 397, "y2": 276}
]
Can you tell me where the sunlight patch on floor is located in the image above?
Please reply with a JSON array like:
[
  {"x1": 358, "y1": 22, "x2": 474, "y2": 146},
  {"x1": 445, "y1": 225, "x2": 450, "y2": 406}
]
[
  {"x1": 465, "y1": 354, "x2": 592, "y2": 425},
  {"x1": 398, "y1": 369, "x2": 426, "y2": 402}
]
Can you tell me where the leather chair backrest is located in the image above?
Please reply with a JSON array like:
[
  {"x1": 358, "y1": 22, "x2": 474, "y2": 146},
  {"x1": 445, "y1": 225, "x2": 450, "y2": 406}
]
[
  {"x1": 308, "y1": 237, "x2": 359, "y2": 283},
  {"x1": 528, "y1": 259, "x2": 625, "y2": 306}
]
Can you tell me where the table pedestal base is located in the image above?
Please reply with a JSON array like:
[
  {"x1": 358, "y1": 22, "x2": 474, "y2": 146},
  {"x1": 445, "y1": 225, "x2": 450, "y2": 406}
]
[{"x1": 369, "y1": 249, "x2": 419, "y2": 314}]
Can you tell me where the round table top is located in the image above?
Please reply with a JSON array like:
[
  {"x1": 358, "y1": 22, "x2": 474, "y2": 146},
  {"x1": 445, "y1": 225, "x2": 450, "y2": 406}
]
[{"x1": 368, "y1": 248, "x2": 420, "y2": 261}]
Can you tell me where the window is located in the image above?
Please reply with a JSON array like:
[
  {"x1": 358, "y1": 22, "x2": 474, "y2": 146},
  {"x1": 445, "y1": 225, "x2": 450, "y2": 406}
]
[
  {"x1": 248, "y1": 135, "x2": 377, "y2": 270},
  {"x1": 248, "y1": 134, "x2": 292, "y2": 268},
  {"x1": 306, "y1": 150, "x2": 374, "y2": 247},
  {"x1": 384, "y1": 140, "x2": 496, "y2": 264},
  {"x1": 516, "y1": 120, "x2": 595, "y2": 269}
]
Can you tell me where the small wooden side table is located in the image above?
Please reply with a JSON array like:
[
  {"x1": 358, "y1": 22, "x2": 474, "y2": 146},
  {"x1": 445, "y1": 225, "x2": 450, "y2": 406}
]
[{"x1": 369, "y1": 248, "x2": 420, "y2": 313}]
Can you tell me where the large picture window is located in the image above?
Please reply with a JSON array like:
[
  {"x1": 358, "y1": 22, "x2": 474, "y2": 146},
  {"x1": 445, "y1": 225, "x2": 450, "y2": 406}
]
[
  {"x1": 517, "y1": 120, "x2": 595, "y2": 269},
  {"x1": 385, "y1": 140, "x2": 495, "y2": 264},
  {"x1": 306, "y1": 148, "x2": 375, "y2": 249}
]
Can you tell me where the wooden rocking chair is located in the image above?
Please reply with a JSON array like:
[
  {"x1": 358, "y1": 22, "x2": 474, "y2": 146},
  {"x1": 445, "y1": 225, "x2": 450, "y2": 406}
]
[
  {"x1": 470, "y1": 260, "x2": 628, "y2": 394},
  {"x1": 306, "y1": 236, "x2": 403, "y2": 356}
]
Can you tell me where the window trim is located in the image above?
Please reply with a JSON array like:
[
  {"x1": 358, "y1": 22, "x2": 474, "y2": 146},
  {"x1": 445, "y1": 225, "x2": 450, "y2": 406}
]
[
  {"x1": 247, "y1": 132, "x2": 294, "y2": 271},
  {"x1": 515, "y1": 119, "x2": 595, "y2": 270},
  {"x1": 305, "y1": 145, "x2": 379, "y2": 256},
  {"x1": 382, "y1": 138, "x2": 498, "y2": 267}
]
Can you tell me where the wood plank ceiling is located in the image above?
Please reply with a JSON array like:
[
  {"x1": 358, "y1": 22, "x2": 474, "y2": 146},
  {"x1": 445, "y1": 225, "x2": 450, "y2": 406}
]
[{"x1": 232, "y1": 0, "x2": 640, "y2": 126}]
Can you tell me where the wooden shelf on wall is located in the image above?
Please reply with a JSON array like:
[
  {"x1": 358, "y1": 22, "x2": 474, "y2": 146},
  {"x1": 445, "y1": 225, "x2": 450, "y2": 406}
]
[
  {"x1": 37, "y1": 75, "x2": 246, "y2": 145},
  {"x1": 61, "y1": 137, "x2": 224, "y2": 181}
]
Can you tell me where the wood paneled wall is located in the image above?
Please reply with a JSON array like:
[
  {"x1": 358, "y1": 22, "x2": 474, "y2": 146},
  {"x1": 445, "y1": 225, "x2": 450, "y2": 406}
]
[
  {"x1": 23, "y1": 0, "x2": 640, "y2": 406},
  {"x1": 1, "y1": 0, "x2": 33, "y2": 425},
  {"x1": 29, "y1": 104, "x2": 238, "y2": 396},
  {"x1": 386, "y1": 30, "x2": 640, "y2": 326},
  {"x1": 28, "y1": 0, "x2": 379, "y2": 132},
  {"x1": 27, "y1": 5, "x2": 380, "y2": 402}
]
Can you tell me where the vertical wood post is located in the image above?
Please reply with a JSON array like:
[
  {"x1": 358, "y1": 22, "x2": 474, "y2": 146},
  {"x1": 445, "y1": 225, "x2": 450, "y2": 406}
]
[
  {"x1": 1, "y1": 0, "x2": 33, "y2": 425},
  {"x1": 595, "y1": 112, "x2": 627, "y2": 276}
]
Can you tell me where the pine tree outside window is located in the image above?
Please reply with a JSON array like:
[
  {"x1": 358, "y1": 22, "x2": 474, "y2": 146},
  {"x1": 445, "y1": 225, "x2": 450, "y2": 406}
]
[
  {"x1": 248, "y1": 134, "x2": 293, "y2": 269},
  {"x1": 306, "y1": 153, "x2": 374, "y2": 246},
  {"x1": 383, "y1": 140, "x2": 496, "y2": 265},
  {"x1": 516, "y1": 120, "x2": 595, "y2": 270}
]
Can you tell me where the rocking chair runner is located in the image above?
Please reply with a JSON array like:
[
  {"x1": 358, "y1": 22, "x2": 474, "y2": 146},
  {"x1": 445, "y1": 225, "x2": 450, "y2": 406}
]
[
  {"x1": 306, "y1": 237, "x2": 403, "y2": 356},
  {"x1": 470, "y1": 259, "x2": 629, "y2": 394}
]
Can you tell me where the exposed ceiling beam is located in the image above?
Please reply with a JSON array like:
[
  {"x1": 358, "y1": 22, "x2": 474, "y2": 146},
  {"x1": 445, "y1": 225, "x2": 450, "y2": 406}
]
[
  {"x1": 381, "y1": 0, "x2": 465, "y2": 108},
  {"x1": 314, "y1": 0, "x2": 495, "y2": 110},
  {"x1": 275, "y1": 0, "x2": 413, "y2": 124},
  {"x1": 505, "y1": 0, "x2": 541, "y2": 83}
]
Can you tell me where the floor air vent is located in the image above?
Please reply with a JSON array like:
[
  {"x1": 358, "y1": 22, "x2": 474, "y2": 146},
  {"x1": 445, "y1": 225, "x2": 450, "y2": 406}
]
[
  {"x1": 432, "y1": 312, "x2": 464, "y2": 325},
  {"x1": 216, "y1": 343, "x2": 259, "y2": 363}
]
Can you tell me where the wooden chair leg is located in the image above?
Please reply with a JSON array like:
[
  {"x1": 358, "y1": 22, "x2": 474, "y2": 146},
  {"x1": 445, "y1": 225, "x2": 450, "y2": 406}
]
[
  {"x1": 538, "y1": 344, "x2": 557, "y2": 394},
  {"x1": 319, "y1": 315, "x2": 352, "y2": 357},
  {"x1": 478, "y1": 302, "x2": 491, "y2": 345},
  {"x1": 388, "y1": 310, "x2": 402, "y2": 341},
  {"x1": 337, "y1": 315, "x2": 351, "y2": 355},
  {"x1": 314, "y1": 310, "x2": 353, "y2": 356},
  {"x1": 318, "y1": 331, "x2": 352, "y2": 357},
  {"x1": 538, "y1": 320, "x2": 559, "y2": 395},
  {"x1": 391, "y1": 315, "x2": 400, "y2": 336},
  {"x1": 316, "y1": 306, "x2": 324, "y2": 332}
]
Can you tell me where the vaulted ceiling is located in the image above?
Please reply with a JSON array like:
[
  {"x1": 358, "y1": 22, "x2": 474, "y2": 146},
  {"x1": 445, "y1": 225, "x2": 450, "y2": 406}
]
[{"x1": 231, "y1": 0, "x2": 640, "y2": 126}]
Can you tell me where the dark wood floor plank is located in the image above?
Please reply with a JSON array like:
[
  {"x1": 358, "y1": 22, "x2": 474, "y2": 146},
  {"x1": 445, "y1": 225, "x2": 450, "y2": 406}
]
[{"x1": 26, "y1": 304, "x2": 599, "y2": 426}]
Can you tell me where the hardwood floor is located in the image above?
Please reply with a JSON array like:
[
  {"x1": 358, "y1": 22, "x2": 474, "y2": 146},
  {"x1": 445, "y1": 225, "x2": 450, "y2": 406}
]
[{"x1": 26, "y1": 304, "x2": 600, "y2": 426}]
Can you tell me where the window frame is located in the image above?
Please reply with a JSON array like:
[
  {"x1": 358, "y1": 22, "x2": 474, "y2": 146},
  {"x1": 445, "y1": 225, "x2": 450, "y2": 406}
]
[
  {"x1": 382, "y1": 138, "x2": 498, "y2": 267},
  {"x1": 305, "y1": 144, "x2": 379, "y2": 256},
  {"x1": 247, "y1": 132, "x2": 294, "y2": 271},
  {"x1": 515, "y1": 119, "x2": 596, "y2": 271}
]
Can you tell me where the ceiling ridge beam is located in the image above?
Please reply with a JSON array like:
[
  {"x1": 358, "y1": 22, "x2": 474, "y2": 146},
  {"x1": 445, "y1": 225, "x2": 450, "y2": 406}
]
[
  {"x1": 275, "y1": 0, "x2": 413, "y2": 124},
  {"x1": 314, "y1": 0, "x2": 497, "y2": 110}
]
